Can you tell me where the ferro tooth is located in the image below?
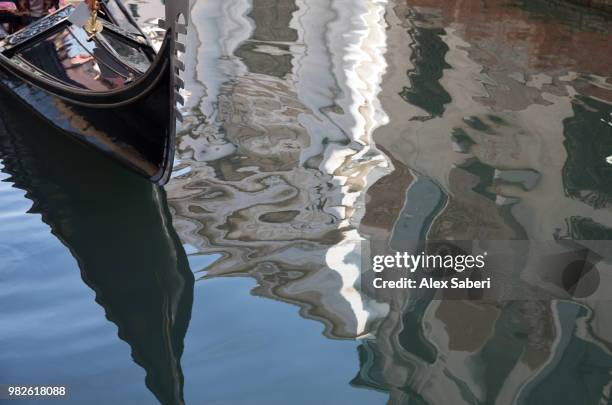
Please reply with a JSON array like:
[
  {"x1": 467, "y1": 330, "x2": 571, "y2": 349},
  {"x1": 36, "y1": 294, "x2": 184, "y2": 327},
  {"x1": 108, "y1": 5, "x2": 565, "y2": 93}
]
[
  {"x1": 174, "y1": 77, "x2": 185, "y2": 89},
  {"x1": 174, "y1": 58, "x2": 185, "y2": 71},
  {"x1": 176, "y1": 24, "x2": 187, "y2": 34},
  {"x1": 176, "y1": 42, "x2": 185, "y2": 53},
  {"x1": 175, "y1": 91, "x2": 184, "y2": 105},
  {"x1": 175, "y1": 108, "x2": 183, "y2": 122}
]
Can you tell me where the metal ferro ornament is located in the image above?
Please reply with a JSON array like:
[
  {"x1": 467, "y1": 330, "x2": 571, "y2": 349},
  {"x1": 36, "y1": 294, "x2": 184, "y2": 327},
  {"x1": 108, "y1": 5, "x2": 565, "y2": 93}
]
[{"x1": 83, "y1": 0, "x2": 103, "y2": 38}]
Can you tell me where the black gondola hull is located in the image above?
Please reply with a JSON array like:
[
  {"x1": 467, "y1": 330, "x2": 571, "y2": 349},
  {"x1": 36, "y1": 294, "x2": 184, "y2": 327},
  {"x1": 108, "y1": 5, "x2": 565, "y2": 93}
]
[
  {"x1": 0, "y1": 5, "x2": 182, "y2": 184},
  {"x1": 0, "y1": 90, "x2": 193, "y2": 405}
]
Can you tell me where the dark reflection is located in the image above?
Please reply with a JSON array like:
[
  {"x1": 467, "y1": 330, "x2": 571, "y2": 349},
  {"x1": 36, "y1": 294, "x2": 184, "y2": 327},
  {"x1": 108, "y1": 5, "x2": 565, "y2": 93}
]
[
  {"x1": 450, "y1": 128, "x2": 475, "y2": 153},
  {"x1": 234, "y1": 0, "x2": 297, "y2": 78},
  {"x1": 398, "y1": 9, "x2": 451, "y2": 120},
  {"x1": 457, "y1": 158, "x2": 541, "y2": 203},
  {"x1": 560, "y1": 216, "x2": 612, "y2": 240},
  {"x1": 562, "y1": 96, "x2": 612, "y2": 209},
  {"x1": 0, "y1": 94, "x2": 193, "y2": 405},
  {"x1": 234, "y1": 42, "x2": 293, "y2": 78},
  {"x1": 249, "y1": 0, "x2": 298, "y2": 42}
]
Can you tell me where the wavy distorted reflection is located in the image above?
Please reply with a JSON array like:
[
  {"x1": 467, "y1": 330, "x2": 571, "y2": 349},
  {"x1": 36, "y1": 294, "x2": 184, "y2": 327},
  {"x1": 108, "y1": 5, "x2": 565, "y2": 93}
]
[
  {"x1": 166, "y1": 0, "x2": 612, "y2": 403},
  {"x1": 353, "y1": 1, "x2": 612, "y2": 403},
  {"x1": 167, "y1": 0, "x2": 392, "y2": 339},
  {"x1": 0, "y1": 94, "x2": 193, "y2": 405},
  {"x1": 0, "y1": 0, "x2": 610, "y2": 403}
]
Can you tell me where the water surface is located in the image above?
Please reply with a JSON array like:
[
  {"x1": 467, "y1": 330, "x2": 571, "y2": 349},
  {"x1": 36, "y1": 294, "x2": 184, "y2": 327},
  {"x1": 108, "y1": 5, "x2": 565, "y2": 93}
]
[{"x1": 1, "y1": 0, "x2": 612, "y2": 404}]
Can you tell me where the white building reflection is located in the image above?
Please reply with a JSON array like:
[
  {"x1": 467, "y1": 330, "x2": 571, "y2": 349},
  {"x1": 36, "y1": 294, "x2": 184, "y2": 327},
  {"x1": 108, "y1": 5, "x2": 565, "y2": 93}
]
[{"x1": 166, "y1": 0, "x2": 392, "y2": 339}]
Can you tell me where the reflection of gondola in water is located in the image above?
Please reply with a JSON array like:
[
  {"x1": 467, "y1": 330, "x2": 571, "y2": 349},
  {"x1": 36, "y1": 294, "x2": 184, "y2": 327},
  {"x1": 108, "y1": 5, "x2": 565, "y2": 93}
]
[
  {"x1": 0, "y1": 0, "x2": 189, "y2": 184},
  {"x1": 0, "y1": 92, "x2": 194, "y2": 405}
]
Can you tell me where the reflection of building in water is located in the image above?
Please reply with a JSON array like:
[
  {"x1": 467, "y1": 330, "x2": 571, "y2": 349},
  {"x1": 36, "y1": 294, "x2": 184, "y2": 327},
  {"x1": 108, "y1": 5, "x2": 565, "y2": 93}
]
[
  {"x1": 167, "y1": 0, "x2": 391, "y2": 338},
  {"x1": 234, "y1": 0, "x2": 297, "y2": 78},
  {"x1": 166, "y1": 0, "x2": 612, "y2": 402},
  {"x1": 352, "y1": 299, "x2": 612, "y2": 404},
  {"x1": 350, "y1": 1, "x2": 612, "y2": 403},
  {"x1": 375, "y1": 0, "x2": 612, "y2": 241}
]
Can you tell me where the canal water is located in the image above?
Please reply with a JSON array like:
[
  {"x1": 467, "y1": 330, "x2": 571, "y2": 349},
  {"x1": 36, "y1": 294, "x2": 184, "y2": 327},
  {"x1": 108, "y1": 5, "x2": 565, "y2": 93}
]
[{"x1": 1, "y1": 0, "x2": 612, "y2": 404}]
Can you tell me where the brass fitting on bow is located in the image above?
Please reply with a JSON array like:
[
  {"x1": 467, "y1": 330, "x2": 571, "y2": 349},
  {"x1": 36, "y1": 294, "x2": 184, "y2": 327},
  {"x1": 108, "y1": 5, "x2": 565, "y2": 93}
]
[{"x1": 83, "y1": 0, "x2": 103, "y2": 38}]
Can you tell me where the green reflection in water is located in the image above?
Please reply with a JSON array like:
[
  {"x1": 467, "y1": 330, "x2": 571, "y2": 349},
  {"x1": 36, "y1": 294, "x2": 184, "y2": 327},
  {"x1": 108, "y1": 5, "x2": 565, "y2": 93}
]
[
  {"x1": 399, "y1": 11, "x2": 452, "y2": 119},
  {"x1": 562, "y1": 95, "x2": 612, "y2": 209}
]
